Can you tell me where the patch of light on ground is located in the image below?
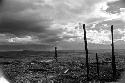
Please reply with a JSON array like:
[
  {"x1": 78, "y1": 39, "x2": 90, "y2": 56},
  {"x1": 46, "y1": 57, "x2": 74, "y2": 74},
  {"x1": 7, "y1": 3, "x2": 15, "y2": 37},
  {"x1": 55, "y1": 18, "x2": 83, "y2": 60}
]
[{"x1": 0, "y1": 77, "x2": 9, "y2": 83}]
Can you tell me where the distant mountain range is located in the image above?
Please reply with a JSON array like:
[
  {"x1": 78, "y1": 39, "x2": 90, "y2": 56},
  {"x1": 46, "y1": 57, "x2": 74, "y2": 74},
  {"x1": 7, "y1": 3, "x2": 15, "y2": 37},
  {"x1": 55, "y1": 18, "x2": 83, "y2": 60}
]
[
  {"x1": 0, "y1": 44, "x2": 124, "y2": 51},
  {"x1": 0, "y1": 44, "x2": 53, "y2": 51}
]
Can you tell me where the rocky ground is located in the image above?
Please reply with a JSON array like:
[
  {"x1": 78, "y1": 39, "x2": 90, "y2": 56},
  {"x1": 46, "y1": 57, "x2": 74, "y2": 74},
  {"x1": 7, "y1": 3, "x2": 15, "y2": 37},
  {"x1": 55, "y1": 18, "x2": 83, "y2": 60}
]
[{"x1": 0, "y1": 56, "x2": 124, "y2": 83}]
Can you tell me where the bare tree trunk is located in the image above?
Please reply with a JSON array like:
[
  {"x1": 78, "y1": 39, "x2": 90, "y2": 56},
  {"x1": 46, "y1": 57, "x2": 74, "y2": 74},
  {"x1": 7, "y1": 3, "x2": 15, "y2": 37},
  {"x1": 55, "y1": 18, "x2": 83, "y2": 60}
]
[
  {"x1": 111, "y1": 25, "x2": 116, "y2": 81},
  {"x1": 83, "y1": 24, "x2": 89, "y2": 81}
]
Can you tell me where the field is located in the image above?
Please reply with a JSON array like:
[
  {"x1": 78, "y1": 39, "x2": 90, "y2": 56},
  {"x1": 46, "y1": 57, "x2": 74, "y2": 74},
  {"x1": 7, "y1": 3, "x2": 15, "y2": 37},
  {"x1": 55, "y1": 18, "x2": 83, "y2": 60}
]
[{"x1": 0, "y1": 49, "x2": 125, "y2": 83}]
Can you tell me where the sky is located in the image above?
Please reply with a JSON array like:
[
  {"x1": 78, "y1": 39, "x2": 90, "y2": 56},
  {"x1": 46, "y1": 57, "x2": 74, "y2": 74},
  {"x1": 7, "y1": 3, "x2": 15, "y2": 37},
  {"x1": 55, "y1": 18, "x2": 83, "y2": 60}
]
[{"x1": 0, "y1": 0, "x2": 125, "y2": 50}]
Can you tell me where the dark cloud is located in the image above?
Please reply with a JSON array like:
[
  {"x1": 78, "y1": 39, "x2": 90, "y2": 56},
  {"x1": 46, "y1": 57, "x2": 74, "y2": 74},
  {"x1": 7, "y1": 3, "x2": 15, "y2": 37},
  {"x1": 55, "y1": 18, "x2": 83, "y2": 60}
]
[
  {"x1": 35, "y1": 29, "x2": 63, "y2": 44},
  {"x1": 0, "y1": 14, "x2": 53, "y2": 36},
  {"x1": 0, "y1": 0, "x2": 3, "y2": 4},
  {"x1": 1, "y1": 0, "x2": 124, "y2": 47},
  {"x1": 0, "y1": 0, "x2": 33, "y2": 13},
  {"x1": 120, "y1": 0, "x2": 125, "y2": 3},
  {"x1": 0, "y1": 0, "x2": 43, "y2": 35},
  {"x1": 0, "y1": 0, "x2": 3, "y2": 9},
  {"x1": 0, "y1": 0, "x2": 62, "y2": 44},
  {"x1": 0, "y1": 12, "x2": 62, "y2": 44},
  {"x1": 106, "y1": 0, "x2": 125, "y2": 14},
  {"x1": 106, "y1": 2, "x2": 120, "y2": 14}
]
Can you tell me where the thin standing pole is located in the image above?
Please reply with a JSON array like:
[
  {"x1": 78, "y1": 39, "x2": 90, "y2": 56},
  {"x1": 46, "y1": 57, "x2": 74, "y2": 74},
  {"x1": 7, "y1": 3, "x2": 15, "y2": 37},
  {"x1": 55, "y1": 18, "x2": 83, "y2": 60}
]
[
  {"x1": 83, "y1": 24, "x2": 89, "y2": 81},
  {"x1": 111, "y1": 25, "x2": 116, "y2": 81},
  {"x1": 96, "y1": 53, "x2": 99, "y2": 79},
  {"x1": 55, "y1": 47, "x2": 58, "y2": 62}
]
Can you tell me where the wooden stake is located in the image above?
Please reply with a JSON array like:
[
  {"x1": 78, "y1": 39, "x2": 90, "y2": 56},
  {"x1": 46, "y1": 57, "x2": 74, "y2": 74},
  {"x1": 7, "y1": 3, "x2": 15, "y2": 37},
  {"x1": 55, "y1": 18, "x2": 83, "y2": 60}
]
[
  {"x1": 55, "y1": 47, "x2": 58, "y2": 62},
  {"x1": 111, "y1": 25, "x2": 116, "y2": 81},
  {"x1": 83, "y1": 24, "x2": 89, "y2": 81},
  {"x1": 96, "y1": 53, "x2": 99, "y2": 79}
]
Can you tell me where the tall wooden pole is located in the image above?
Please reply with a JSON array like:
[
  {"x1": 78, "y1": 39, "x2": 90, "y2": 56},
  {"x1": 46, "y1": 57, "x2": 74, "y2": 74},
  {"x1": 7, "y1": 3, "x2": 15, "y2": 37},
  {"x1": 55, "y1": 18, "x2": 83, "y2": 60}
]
[
  {"x1": 83, "y1": 24, "x2": 89, "y2": 81},
  {"x1": 111, "y1": 25, "x2": 116, "y2": 81},
  {"x1": 96, "y1": 53, "x2": 99, "y2": 79},
  {"x1": 55, "y1": 47, "x2": 58, "y2": 62}
]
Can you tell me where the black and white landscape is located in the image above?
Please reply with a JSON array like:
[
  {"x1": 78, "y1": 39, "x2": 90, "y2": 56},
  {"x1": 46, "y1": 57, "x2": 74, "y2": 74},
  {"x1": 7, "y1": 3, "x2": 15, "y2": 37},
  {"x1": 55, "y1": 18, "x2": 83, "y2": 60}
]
[{"x1": 0, "y1": 0, "x2": 125, "y2": 83}]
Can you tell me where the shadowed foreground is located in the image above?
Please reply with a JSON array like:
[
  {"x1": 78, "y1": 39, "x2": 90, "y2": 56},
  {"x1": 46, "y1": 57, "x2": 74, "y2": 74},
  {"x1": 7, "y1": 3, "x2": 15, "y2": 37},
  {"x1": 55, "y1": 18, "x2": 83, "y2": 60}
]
[{"x1": 0, "y1": 50, "x2": 125, "y2": 83}]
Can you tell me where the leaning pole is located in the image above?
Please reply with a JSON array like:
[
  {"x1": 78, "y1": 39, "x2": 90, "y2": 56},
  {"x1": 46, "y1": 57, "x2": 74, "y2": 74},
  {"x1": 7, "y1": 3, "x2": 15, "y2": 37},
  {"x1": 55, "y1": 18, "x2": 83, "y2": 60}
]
[
  {"x1": 83, "y1": 24, "x2": 89, "y2": 81},
  {"x1": 111, "y1": 25, "x2": 116, "y2": 81}
]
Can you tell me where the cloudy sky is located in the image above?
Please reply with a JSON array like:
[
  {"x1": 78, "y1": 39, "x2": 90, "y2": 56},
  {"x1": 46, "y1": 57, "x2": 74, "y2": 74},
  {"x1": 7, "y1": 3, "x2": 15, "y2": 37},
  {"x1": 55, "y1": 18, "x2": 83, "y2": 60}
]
[{"x1": 0, "y1": 0, "x2": 125, "y2": 50}]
